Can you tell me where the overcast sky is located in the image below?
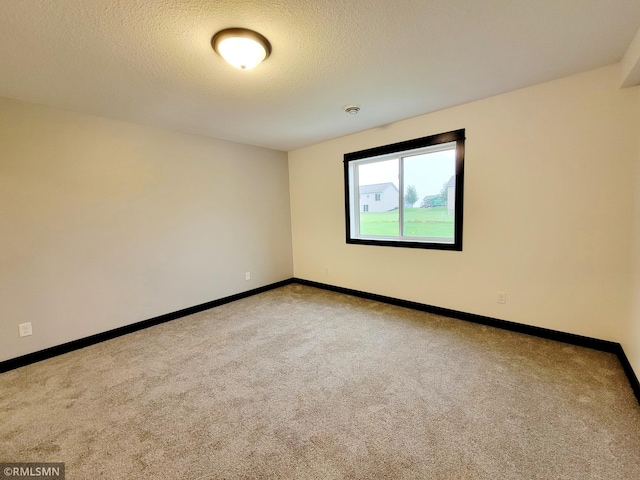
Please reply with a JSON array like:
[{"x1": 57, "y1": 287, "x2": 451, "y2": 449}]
[{"x1": 359, "y1": 148, "x2": 455, "y2": 200}]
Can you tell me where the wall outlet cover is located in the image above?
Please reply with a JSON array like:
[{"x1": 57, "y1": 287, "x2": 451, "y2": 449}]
[{"x1": 19, "y1": 322, "x2": 33, "y2": 337}]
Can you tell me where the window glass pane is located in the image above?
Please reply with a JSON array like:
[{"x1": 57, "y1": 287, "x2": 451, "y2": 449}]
[
  {"x1": 357, "y1": 159, "x2": 399, "y2": 237},
  {"x1": 402, "y1": 148, "x2": 456, "y2": 240}
]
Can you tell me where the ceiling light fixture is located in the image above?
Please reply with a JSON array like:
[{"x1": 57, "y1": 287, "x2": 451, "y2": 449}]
[{"x1": 211, "y1": 28, "x2": 271, "y2": 70}]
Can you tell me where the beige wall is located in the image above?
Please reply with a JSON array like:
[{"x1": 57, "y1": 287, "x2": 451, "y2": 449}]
[
  {"x1": 289, "y1": 65, "x2": 639, "y2": 346},
  {"x1": 0, "y1": 97, "x2": 293, "y2": 362},
  {"x1": 626, "y1": 87, "x2": 640, "y2": 377}
]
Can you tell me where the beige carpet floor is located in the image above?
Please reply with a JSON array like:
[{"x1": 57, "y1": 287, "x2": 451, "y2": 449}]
[{"x1": 1, "y1": 284, "x2": 639, "y2": 479}]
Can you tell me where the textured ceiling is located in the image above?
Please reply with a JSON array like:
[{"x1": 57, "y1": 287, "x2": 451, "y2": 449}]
[{"x1": 0, "y1": 0, "x2": 639, "y2": 151}]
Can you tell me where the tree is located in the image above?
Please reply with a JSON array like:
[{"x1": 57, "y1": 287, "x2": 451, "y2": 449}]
[{"x1": 404, "y1": 185, "x2": 419, "y2": 207}]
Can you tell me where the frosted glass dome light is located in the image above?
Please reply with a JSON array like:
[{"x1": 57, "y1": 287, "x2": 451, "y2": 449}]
[{"x1": 212, "y1": 28, "x2": 271, "y2": 70}]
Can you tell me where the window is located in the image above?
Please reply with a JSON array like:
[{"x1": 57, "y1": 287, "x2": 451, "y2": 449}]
[{"x1": 344, "y1": 129, "x2": 465, "y2": 250}]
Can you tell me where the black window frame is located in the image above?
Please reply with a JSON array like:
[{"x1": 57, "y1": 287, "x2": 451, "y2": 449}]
[{"x1": 344, "y1": 128, "x2": 465, "y2": 251}]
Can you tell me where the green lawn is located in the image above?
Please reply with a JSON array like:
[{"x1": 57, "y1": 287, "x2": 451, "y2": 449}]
[{"x1": 360, "y1": 207, "x2": 454, "y2": 238}]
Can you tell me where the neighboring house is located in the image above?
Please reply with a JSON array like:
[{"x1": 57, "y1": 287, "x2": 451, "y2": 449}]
[
  {"x1": 420, "y1": 194, "x2": 442, "y2": 208},
  {"x1": 359, "y1": 182, "x2": 399, "y2": 213},
  {"x1": 447, "y1": 175, "x2": 455, "y2": 215}
]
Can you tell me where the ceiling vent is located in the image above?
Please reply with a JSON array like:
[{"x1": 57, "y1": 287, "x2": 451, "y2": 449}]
[{"x1": 344, "y1": 105, "x2": 361, "y2": 115}]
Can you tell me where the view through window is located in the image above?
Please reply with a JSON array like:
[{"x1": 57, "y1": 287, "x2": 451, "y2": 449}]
[{"x1": 344, "y1": 129, "x2": 465, "y2": 250}]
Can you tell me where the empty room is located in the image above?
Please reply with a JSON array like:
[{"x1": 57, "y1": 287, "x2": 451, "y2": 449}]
[{"x1": 2, "y1": 1, "x2": 640, "y2": 478}]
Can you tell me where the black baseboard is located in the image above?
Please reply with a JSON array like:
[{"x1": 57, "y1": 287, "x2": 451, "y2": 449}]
[
  {"x1": 2, "y1": 276, "x2": 639, "y2": 405},
  {"x1": 0, "y1": 279, "x2": 293, "y2": 374},
  {"x1": 612, "y1": 344, "x2": 640, "y2": 404},
  {"x1": 292, "y1": 278, "x2": 618, "y2": 351},
  {"x1": 292, "y1": 277, "x2": 640, "y2": 404}
]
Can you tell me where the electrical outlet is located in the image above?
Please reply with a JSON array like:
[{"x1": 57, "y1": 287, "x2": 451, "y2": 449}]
[
  {"x1": 245, "y1": 272, "x2": 251, "y2": 281},
  {"x1": 19, "y1": 322, "x2": 32, "y2": 337},
  {"x1": 497, "y1": 292, "x2": 507, "y2": 304}
]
